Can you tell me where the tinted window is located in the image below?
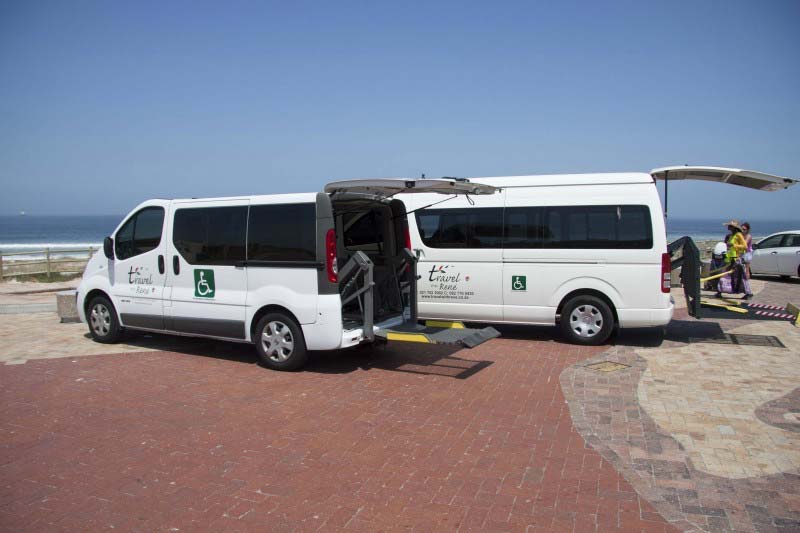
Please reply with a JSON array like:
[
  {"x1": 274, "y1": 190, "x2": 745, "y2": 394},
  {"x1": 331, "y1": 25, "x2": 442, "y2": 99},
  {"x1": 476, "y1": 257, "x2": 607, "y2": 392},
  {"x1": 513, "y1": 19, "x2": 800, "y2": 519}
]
[
  {"x1": 173, "y1": 206, "x2": 247, "y2": 265},
  {"x1": 757, "y1": 235, "x2": 784, "y2": 249},
  {"x1": 115, "y1": 206, "x2": 165, "y2": 260},
  {"x1": 415, "y1": 208, "x2": 503, "y2": 248},
  {"x1": 782, "y1": 234, "x2": 800, "y2": 248},
  {"x1": 248, "y1": 203, "x2": 316, "y2": 262},
  {"x1": 504, "y1": 205, "x2": 652, "y2": 249}
]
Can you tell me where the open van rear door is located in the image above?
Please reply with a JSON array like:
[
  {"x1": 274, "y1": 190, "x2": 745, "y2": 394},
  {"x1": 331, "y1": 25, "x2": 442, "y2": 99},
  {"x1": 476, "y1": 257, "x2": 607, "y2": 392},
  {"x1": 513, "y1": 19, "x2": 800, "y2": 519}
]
[
  {"x1": 325, "y1": 178, "x2": 500, "y2": 349},
  {"x1": 325, "y1": 178, "x2": 498, "y2": 197},
  {"x1": 651, "y1": 166, "x2": 797, "y2": 191},
  {"x1": 654, "y1": 166, "x2": 797, "y2": 319}
]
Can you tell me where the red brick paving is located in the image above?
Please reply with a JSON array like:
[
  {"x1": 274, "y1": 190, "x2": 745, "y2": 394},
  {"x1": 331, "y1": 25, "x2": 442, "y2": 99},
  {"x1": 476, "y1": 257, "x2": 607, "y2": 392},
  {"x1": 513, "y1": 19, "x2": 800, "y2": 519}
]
[{"x1": 0, "y1": 333, "x2": 675, "y2": 531}]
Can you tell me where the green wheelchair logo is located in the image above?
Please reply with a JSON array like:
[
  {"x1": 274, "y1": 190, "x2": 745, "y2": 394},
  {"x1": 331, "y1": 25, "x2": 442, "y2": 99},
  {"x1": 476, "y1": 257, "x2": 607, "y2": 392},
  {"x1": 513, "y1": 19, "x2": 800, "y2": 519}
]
[
  {"x1": 194, "y1": 269, "x2": 215, "y2": 298},
  {"x1": 512, "y1": 275, "x2": 526, "y2": 291}
]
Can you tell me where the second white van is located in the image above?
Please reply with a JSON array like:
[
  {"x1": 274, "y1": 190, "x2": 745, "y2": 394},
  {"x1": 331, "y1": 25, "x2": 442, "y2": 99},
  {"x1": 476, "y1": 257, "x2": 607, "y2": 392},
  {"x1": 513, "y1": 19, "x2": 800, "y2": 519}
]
[{"x1": 403, "y1": 172, "x2": 674, "y2": 345}]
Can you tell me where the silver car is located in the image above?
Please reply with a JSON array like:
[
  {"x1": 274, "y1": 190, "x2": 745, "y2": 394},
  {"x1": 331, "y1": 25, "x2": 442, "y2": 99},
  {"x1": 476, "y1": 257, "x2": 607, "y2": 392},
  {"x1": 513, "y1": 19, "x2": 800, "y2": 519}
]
[{"x1": 750, "y1": 230, "x2": 800, "y2": 279}]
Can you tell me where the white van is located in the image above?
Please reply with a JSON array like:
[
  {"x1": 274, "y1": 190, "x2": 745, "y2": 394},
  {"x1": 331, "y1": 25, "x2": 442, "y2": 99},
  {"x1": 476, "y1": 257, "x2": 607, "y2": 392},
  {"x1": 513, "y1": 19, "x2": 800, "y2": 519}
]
[
  {"x1": 403, "y1": 166, "x2": 798, "y2": 344},
  {"x1": 403, "y1": 172, "x2": 672, "y2": 345},
  {"x1": 76, "y1": 179, "x2": 500, "y2": 370}
]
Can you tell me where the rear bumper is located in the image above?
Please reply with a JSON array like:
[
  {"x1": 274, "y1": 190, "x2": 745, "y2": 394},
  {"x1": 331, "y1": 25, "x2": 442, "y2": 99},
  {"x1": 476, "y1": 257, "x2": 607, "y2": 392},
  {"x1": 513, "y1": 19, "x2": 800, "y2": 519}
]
[
  {"x1": 617, "y1": 300, "x2": 674, "y2": 328},
  {"x1": 339, "y1": 315, "x2": 406, "y2": 349}
]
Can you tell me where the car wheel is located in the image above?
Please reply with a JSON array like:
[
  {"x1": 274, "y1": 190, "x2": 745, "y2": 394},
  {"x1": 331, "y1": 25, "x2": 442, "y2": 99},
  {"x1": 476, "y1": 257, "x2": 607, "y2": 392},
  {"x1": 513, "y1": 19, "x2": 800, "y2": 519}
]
[
  {"x1": 87, "y1": 295, "x2": 123, "y2": 343},
  {"x1": 560, "y1": 295, "x2": 614, "y2": 346},
  {"x1": 254, "y1": 313, "x2": 308, "y2": 371}
]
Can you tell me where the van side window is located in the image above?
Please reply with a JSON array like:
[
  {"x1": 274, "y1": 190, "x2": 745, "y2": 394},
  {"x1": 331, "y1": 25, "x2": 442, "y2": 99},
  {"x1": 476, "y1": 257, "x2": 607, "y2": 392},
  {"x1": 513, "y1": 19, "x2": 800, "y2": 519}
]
[
  {"x1": 173, "y1": 206, "x2": 247, "y2": 265},
  {"x1": 415, "y1": 208, "x2": 503, "y2": 248},
  {"x1": 504, "y1": 205, "x2": 652, "y2": 249},
  {"x1": 115, "y1": 206, "x2": 165, "y2": 260},
  {"x1": 248, "y1": 203, "x2": 316, "y2": 262}
]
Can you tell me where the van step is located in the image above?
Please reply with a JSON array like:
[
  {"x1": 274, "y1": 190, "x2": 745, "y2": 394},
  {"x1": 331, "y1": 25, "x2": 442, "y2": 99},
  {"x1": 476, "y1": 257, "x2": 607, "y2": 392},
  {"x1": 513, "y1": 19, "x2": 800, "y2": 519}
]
[{"x1": 375, "y1": 321, "x2": 500, "y2": 348}]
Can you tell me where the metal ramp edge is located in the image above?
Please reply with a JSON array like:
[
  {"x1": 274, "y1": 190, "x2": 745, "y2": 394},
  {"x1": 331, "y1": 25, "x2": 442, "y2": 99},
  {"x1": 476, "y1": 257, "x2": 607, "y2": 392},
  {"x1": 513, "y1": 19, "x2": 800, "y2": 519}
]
[{"x1": 375, "y1": 321, "x2": 500, "y2": 348}]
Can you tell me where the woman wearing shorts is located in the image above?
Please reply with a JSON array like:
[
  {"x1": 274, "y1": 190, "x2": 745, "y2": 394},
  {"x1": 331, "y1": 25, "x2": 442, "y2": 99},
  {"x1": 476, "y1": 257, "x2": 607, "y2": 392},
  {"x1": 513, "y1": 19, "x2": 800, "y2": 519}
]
[{"x1": 742, "y1": 222, "x2": 753, "y2": 279}]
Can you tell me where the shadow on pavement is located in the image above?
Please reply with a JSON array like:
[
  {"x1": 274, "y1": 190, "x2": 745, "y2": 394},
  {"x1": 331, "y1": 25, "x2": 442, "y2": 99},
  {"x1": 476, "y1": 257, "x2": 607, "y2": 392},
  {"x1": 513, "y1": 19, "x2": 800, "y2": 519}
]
[
  {"x1": 95, "y1": 331, "x2": 259, "y2": 365},
  {"x1": 304, "y1": 342, "x2": 493, "y2": 379},
  {"x1": 752, "y1": 274, "x2": 800, "y2": 285},
  {"x1": 104, "y1": 330, "x2": 494, "y2": 379}
]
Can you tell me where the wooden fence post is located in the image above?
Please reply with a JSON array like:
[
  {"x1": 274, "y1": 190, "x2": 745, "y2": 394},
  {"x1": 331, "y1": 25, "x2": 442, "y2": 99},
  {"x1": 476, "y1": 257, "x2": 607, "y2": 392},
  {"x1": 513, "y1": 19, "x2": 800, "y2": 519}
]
[{"x1": 46, "y1": 248, "x2": 51, "y2": 279}]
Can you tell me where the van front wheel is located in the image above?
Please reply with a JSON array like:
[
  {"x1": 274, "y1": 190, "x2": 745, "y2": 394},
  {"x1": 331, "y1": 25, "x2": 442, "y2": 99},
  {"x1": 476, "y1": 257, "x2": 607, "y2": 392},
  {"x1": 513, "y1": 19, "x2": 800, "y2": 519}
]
[
  {"x1": 254, "y1": 313, "x2": 308, "y2": 371},
  {"x1": 560, "y1": 296, "x2": 614, "y2": 345},
  {"x1": 87, "y1": 295, "x2": 123, "y2": 344}
]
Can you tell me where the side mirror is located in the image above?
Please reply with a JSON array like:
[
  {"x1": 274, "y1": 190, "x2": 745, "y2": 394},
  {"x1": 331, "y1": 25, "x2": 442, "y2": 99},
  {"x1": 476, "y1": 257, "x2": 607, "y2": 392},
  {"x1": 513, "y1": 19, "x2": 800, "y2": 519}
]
[
  {"x1": 103, "y1": 236, "x2": 114, "y2": 259},
  {"x1": 752, "y1": 242, "x2": 760, "y2": 250}
]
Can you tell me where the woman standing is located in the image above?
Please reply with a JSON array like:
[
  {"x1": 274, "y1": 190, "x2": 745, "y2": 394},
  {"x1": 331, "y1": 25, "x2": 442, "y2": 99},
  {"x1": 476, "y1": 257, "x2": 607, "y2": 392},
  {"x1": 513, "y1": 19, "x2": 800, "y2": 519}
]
[
  {"x1": 741, "y1": 222, "x2": 753, "y2": 279},
  {"x1": 723, "y1": 220, "x2": 753, "y2": 300}
]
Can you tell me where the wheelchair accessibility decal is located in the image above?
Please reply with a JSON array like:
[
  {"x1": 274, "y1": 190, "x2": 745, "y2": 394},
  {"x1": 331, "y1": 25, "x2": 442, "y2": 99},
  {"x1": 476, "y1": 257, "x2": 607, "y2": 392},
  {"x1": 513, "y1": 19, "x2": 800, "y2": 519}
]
[
  {"x1": 194, "y1": 269, "x2": 215, "y2": 298},
  {"x1": 512, "y1": 275, "x2": 526, "y2": 291}
]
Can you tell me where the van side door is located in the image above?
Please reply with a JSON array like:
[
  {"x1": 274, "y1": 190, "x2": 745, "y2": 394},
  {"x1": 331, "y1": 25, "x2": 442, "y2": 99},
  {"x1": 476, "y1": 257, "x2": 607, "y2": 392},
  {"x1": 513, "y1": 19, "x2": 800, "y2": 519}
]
[
  {"x1": 110, "y1": 202, "x2": 169, "y2": 330},
  {"x1": 409, "y1": 193, "x2": 505, "y2": 322},
  {"x1": 165, "y1": 200, "x2": 249, "y2": 339}
]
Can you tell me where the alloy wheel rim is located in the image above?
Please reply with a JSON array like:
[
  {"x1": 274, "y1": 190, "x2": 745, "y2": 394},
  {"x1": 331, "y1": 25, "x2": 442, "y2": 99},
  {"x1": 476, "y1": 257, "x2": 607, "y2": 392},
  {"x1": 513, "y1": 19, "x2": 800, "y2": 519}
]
[
  {"x1": 90, "y1": 303, "x2": 111, "y2": 336},
  {"x1": 262, "y1": 321, "x2": 294, "y2": 362},
  {"x1": 569, "y1": 304, "x2": 603, "y2": 338}
]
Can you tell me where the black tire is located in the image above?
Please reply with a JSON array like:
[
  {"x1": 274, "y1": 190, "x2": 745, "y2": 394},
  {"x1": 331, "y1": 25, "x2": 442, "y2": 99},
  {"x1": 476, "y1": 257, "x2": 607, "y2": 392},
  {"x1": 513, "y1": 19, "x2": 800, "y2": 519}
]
[
  {"x1": 86, "y1": 295, "x2": 123, "y2": 344},
  {"x1": 253, "y1": 312, "x2": 308, "y2": 371},
  {"x1": 559, "y1": 295, "x2": 614, "y2": 346}
]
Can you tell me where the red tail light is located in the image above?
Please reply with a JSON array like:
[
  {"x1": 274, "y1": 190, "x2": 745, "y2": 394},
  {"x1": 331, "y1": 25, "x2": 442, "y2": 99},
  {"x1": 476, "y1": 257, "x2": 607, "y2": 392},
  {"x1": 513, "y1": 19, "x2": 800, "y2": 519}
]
[
  {"x1": 325, "y1": 229, "x2": 338, "y2": 283},
  {"x1": 661, "y1": 252, "x2": 671, "y2": 293},
  {"x1": 404, "y1": 226, "x2": 412, "y2": 251}
]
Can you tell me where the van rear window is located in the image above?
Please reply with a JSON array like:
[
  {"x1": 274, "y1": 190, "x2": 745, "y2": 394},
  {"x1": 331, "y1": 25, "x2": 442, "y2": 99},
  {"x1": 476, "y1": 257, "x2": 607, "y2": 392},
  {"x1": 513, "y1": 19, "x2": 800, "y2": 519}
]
[
  {"x1": 505, "y1": 205, "x2": 652, "y2": 249},
  {"x1": 248, "y1": 203, "x2": 316, "y2": 262},
  {"x1": 416, "y1": 205, "x2": 652, "y2": 249}
]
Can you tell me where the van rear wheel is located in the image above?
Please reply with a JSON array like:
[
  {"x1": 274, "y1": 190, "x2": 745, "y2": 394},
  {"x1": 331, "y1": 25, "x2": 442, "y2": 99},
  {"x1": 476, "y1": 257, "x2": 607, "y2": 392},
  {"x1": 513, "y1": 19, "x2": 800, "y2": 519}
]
[
  {"x1": 560, "y1": 295, "x2": 614, "y2": 346},
  {"x1": 254, "y1": 313, "x2": 308, "y2": 371}
]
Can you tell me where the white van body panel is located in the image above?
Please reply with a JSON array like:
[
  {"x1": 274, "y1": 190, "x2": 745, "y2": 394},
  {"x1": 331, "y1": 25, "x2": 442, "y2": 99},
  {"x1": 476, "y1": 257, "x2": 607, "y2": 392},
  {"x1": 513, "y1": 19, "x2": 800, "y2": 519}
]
[{"x1": 404, "y1": 173, "x2": 673, "y2": 329}]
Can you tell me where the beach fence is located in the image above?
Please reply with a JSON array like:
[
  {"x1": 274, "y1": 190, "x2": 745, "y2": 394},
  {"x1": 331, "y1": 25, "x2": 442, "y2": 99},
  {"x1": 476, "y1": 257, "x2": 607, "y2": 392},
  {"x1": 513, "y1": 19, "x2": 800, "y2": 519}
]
[{"x1": 0, "y1": 247, "x2": 96, "y2": 279}]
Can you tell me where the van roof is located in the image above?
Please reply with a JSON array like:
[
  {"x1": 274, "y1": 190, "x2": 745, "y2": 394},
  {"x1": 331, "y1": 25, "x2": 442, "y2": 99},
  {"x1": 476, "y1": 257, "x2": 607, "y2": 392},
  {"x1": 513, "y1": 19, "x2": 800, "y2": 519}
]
[
  {"x1": 469, "y1": 172, "x2": 655, "y2": 188},
  {"x1": 171, "y1": 192, "x2": 318, "y2": 204}
]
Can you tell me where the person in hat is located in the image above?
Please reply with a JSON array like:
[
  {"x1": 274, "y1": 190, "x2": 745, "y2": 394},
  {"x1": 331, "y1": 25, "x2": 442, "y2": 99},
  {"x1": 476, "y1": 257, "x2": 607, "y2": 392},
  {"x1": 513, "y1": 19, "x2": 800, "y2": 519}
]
[{"x1": 723, "y1": 219, "x2": 752, "y2": 299}]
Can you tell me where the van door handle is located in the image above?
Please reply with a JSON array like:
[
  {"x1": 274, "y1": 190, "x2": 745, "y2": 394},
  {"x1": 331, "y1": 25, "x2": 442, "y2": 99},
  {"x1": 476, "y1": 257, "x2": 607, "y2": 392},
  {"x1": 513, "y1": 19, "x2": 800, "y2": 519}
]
[
  {"x1": 158, "y1": 255, "x2": 165, "y2": 274},
  {"x1": 770, "y1": 251, "x2": 778, "y2": 255},
  {"x1": 173, "y1": 255, "x2": 180, "y2": 275}
]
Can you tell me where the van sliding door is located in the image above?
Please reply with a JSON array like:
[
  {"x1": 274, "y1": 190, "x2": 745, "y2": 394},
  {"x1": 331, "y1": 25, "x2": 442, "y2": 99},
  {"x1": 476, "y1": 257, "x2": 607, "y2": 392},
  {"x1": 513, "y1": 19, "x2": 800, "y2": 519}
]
[{"x1": 165, "y1": 200, "x2": 249, "y2": 339}]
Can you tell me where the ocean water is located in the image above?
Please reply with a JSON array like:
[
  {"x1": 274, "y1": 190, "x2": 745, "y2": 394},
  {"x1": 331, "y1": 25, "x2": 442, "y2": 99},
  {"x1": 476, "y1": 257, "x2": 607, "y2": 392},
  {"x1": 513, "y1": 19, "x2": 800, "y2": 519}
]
[
  {"x1": 0, "y1": 215, "x2": 797, "y2": 260},
  {"x1": 664, "y1": 218, "x2": 798, "y2": 242},
  {"x1": 0, "y1": 215, "x2": 121, "y2": 260}
]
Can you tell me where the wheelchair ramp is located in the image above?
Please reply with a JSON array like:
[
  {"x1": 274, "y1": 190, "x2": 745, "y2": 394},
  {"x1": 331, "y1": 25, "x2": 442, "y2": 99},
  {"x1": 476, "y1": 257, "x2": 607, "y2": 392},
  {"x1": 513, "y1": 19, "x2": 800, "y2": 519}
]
[
  {"x1": 375, "y1": 320, "x2": 500, "y2": 348},
  {"x1": 700, "y1": 300, "x2": 799, "y2": 322}
]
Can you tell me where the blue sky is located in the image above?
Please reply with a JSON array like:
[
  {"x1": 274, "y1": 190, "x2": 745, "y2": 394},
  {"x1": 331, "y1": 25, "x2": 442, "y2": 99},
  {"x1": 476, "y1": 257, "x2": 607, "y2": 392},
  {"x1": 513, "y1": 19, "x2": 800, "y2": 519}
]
[{"x1": 1, "y1": 0, "x2": 798, "y2": 218}]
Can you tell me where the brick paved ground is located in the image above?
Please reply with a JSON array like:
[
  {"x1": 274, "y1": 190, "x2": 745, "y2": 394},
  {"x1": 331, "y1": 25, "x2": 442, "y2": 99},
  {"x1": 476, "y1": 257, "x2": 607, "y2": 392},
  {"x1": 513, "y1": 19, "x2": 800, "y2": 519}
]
[
  {"x1": 561, "y1": 276, "x2": 800, "y2": 532},
  {"x1": 0, "y1": 328, "x2": 674, "y2": 531}
]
